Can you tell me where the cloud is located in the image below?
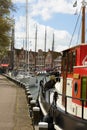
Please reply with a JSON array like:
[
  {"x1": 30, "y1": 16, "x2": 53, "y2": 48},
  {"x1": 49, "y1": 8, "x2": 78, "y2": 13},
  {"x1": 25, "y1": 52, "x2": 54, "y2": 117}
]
[
  {"x1": 13, "y1": 0, "x2": 81, "y2": 20},
  {"x1": 12, "y1": 0, "x2": 25, "y2": 3},
  {"x1": 14, "y1": 15, "x2": 71, "y2": 52},
  {"x1": 13, "y1": 0, "x2": 82, "y2": 52},
  {"x1": 31, "y1": 0, "x2": 77, "y2": 21},
  {"x1": 12, "y1": 0, "x2": 35, "y2": 3}
]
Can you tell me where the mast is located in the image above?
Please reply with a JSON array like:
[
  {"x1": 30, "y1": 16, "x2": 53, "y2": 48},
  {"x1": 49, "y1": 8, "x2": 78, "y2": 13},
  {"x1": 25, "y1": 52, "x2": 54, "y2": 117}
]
[
  {"x1": 44, "y1": 27, "x2": 47, "y2": 69},
  {"x1": 26, "y1": 0, "x2": 29, "y2": 71},
  {"x1": 26, "y1": 0, "x2": 28, "y2": 64},
  {"x1": 51, "y1": 32, "x2": 54, "y2": 68},
  {"x1": 81, "y1": 0, "x2": 86, "y2": 43},
  {"x1": 35, "y1": 24, "x2": 37, "y2": 71},
  {"x1": 44, "y1": 27, "x2": 47, "y2": 52},
  {"x1": 52, "y1": 32, "x2": 54, "y2": 52}
]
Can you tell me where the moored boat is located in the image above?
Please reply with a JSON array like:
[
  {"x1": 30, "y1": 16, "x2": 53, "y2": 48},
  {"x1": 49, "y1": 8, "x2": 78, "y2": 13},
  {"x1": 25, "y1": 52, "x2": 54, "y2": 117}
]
[{"x1": 38, "y1": 1, "x2": 87, "y2": 130}]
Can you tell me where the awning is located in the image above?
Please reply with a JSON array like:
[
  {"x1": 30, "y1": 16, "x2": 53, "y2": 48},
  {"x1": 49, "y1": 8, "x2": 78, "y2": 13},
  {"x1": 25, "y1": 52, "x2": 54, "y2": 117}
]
[{"x1": 1, "y1": 64, "x2": 9, "y2": 67}]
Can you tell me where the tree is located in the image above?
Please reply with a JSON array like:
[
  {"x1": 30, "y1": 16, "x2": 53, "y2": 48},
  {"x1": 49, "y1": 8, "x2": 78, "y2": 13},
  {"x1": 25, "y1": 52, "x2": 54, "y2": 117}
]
[{"x1": 0, "y1": 0, "x2": 15, "y2": 59}]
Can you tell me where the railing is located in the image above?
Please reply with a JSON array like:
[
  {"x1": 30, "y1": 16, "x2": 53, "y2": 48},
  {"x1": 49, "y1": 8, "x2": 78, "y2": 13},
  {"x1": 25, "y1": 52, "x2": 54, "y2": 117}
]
[
  {"x1": 47, "y1": 90, "x2": 87, "y2": 120},
  {"x1": 64, "y1": 94, "x2": 87, "y2": 119},
  {"x1": 39, "y1": 78, "x2": 87, "y2": 120}
]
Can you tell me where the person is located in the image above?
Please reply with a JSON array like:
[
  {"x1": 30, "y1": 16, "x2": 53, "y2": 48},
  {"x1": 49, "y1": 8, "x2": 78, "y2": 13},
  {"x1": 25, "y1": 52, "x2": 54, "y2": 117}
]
[{"x1": 44, "y1": 75, "x2": 56, "y2": 91}]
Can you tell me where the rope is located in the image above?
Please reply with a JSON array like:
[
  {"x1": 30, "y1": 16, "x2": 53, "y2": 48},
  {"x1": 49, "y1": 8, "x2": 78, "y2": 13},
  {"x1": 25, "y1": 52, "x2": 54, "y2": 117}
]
[{"x1": 69, "y1": 7, "x2": 82, "y2": 48}]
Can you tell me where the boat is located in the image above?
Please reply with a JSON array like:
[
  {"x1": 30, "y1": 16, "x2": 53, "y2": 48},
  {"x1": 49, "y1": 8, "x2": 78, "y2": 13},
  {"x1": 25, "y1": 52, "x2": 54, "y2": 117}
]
[
  {"x1": 37, "y1": 1, "x2": 87, "y2": 130},
  {"x1": 11, "y1": 0, "x2": 34, "y2": 80}
]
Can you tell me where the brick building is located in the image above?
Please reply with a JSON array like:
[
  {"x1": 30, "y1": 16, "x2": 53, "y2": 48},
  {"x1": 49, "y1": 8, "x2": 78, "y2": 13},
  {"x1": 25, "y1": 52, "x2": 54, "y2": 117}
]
[{"x1": 0, "y1": 48, "x2": 62, "y2": 73}]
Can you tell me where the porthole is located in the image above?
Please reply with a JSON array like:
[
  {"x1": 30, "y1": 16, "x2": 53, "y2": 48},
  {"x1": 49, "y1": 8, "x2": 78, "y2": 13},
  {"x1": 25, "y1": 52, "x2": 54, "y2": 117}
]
[{"x1": 74, "y1": 82, "x2": 78, "y2": 95}]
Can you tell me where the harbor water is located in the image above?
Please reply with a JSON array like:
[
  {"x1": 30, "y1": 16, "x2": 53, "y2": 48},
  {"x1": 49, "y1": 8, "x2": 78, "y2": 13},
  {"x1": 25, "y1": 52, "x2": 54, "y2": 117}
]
[{"x1": 20, "y1": 75, "x2": 49, "y2": 99}]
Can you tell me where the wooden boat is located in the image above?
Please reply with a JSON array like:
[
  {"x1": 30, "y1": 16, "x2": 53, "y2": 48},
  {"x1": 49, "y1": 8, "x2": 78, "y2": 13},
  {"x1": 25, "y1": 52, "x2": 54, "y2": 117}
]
[{"x1": 38, "y1": 1, "x2": 87, "y2": 130}]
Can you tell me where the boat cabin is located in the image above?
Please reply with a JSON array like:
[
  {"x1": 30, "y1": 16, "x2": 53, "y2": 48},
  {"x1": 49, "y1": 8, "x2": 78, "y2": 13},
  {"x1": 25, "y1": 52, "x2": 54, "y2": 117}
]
[{"x1": 61, "y1": 44, "x2": 87, "y2": 106}]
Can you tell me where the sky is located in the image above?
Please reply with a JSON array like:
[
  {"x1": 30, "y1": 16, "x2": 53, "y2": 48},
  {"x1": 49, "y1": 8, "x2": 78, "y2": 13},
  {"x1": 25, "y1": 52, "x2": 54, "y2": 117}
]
[{"x1": 11, "y1": 0, "x2": 87, "y2": 52}]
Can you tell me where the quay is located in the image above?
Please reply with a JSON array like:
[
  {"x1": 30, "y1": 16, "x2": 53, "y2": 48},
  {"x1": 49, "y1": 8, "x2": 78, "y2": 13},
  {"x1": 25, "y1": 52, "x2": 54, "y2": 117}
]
[{"x1": 0, "y1": 74, "x2": 34, "y2": 130}]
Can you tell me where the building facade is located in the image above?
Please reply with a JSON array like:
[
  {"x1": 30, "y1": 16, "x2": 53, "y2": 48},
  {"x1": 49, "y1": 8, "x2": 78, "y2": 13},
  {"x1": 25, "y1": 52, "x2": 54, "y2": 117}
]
[{"x1": 0, "y1": 48, "x2": 62, "y2": 73}]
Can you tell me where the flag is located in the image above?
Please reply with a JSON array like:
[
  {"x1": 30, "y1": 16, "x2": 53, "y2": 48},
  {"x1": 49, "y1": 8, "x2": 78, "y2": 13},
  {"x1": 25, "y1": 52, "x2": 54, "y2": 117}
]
[{"x1": 73, "y1": 1, "x2": 77, "y2": 7}]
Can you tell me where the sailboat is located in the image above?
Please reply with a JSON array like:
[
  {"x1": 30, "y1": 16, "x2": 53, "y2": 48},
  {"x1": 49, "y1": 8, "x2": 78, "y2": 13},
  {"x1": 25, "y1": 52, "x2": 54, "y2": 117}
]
[
  {"x1": 38, "y1": 1, "x2": 87, "y2": 130},
  {"x1": 15, "y1": 0, "x2": 32, "y2": 80}
]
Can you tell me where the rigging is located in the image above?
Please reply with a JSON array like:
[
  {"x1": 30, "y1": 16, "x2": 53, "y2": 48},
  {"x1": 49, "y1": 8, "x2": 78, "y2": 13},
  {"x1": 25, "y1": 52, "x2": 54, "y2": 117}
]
[{"x1": 69, "y1": 8, "x2": 81, "y2": 47}]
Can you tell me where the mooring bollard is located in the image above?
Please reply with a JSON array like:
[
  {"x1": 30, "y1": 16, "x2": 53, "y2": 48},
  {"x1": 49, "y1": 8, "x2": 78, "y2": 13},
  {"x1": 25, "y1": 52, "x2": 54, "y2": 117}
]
[
  {"x1": 30, "y1": 100, "x2": 36, "y2": 110},
  {"x1": 26, "y1": 90, "x2": 31, "y2": 96},
  {"x1": 38, "y1": 122, "x2": 48, "y2": 130},
  {"x1": 33, "y1": 107, "x2": 40, "y2": 125},
  {"x1": 27, "y1": 95, "x2": 33, "y2": 104},
  {"x1": 22, "y1": 83, "x2": 25, "y2": 88},
  {"x1": 25, "y1": 88, "x2": 30, "y2": 94},
  {"x1": 26, "y1": 90, "x2": 31, "y2": 102},
  {"x1": 25, "y1": 85, "x2": 29, "y2": 88},
  {"x1": 25, "y1": 86, "x2": 29, "y2": 90}
]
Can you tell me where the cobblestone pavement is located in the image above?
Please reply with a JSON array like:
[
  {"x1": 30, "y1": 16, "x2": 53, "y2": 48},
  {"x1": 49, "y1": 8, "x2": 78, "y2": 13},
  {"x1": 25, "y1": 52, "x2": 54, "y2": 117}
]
[{"x1": 0, "y1": 75, "x2": 33, "y2": 130}]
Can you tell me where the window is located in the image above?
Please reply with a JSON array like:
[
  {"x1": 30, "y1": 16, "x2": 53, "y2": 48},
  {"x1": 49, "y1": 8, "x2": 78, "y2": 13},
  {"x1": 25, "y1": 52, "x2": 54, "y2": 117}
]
[
  {"x1": 72, "y1": 51, "x2": 76, "y2": 67},
  {"x1": 67, "y1": 52, "x2": 73, "y2": 73},
  {"x1": 74, "y1": 82, "x2": 78, "y2": 95},
  {"x1": 81, "y1": 77, "x2": 87, "y2": 100},
  {"x1": 61, "y1": 53, "x2": 67, "y2": 72}
]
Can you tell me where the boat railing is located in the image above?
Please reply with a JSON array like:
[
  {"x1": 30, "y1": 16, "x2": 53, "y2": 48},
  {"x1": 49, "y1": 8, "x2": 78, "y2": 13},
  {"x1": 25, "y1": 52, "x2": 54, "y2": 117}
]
[
  {"x1": 39, "y1": 86, "x2": 87, "y2": 130},
  {"x1": 49, "y1": 90, "x2": 87, "y2": 119},
  {"x1": 64, "y1": 94, "x2": 86, "y2": 119},
  {"x1": 39, "y1": 78, "x2": 87, "y2": 120}
]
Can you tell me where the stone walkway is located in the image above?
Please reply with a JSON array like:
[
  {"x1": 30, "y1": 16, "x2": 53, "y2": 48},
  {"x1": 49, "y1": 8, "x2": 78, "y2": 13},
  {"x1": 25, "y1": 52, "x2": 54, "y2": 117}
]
[{"x1": 0, "y1": 75, "x2": 33, "y2": 130}]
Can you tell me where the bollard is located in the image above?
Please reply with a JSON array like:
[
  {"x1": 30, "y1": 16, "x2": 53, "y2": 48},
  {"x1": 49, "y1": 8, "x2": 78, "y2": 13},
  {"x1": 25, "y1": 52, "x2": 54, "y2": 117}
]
[
  {"x1": 22, "y1": 83, "x2": 25, "y2": 88},
  {"x1": 25, "y1": 84, "x2": 29, "y2": 87},
  {"x1": 25, "y1": 88, "x2": 30, "y2": 92},
  {"x1": 33, "y1": 107, "x2": 40, "y2": 125},
  {"x1": 30, "y1": 100, "x2": 36, "y2": 110},
  {"x1": 25, "y1": 86, "x2": 29, "y2": 90},
  {"x1": 27, "y1": 95, "x2": 33, "y2": 104},
  {"x1": 26, "y1": 90, "x2": 31, "y2": 96},
  {"x1": 25, "y1": 88, "x2": 30, "y2": 94},
  {"x1": 38, "y1": 122, "x2": 48, "y2": 130},
  {"x1": 20, "y1": 82, "x2": 23, "y2": 88},
  {"x1": 25, "y1": 86, "x2": 29, "y2": 89},
  {"x1": 26, "y1": 91, "x2": 31, "y2": 102}
]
